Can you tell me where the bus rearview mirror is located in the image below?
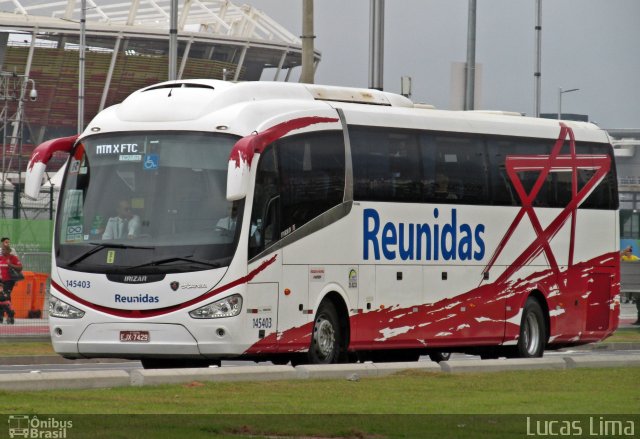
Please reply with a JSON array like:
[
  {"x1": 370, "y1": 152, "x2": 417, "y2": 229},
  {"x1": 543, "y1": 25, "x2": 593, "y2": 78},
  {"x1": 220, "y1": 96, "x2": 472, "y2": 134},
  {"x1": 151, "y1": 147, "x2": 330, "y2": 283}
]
[
  {"x1": 226, "y1": 160, "x2": 249, "y2": 201},
  {"x1": 25, "y1": 135, "x2": 78, "y2": 200}
]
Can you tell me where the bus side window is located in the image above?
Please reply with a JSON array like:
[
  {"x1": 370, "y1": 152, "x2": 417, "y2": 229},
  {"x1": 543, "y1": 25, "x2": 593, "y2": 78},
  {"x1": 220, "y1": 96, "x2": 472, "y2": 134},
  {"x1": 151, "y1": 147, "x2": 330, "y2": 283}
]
[
  {"x1": 277, "y1": 131, "x2": 345, "y2": 232},
  {"x1": 351, "y1": 127, "x2": 421, "y2": 202},
  {"x1": 249, "y1": 145, "x2": 279, "y2": 259},
  {"x1": 487, "y1": 137, "x2": 551, "y2": 207},
  {"x1": 262, "y1": 195, "x2": 280, "y2": 248},
  {"x1": 423, "y1": 134, "x2": 488, "y2": 205}
]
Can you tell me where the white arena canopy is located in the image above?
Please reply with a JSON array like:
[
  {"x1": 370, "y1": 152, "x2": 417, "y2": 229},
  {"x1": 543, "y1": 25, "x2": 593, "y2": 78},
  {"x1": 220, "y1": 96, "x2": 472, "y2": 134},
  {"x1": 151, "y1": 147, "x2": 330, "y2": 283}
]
[{"x1": 0, "y1": 0, "x2": 319, "y2": 173}]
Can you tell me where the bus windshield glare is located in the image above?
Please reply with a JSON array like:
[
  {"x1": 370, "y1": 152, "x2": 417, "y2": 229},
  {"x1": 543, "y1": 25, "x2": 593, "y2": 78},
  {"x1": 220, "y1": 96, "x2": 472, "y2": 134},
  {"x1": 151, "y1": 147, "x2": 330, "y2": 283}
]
[{"x1": 55, "y1": 131, "x2": 242, "y2": 274}]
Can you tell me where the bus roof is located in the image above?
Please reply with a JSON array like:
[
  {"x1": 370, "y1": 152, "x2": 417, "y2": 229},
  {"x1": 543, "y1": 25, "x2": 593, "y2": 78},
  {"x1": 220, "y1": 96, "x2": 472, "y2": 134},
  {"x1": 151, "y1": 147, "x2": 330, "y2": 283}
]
[{"x1": 87, "y1": 79, "x2": 609, "y2": 144}]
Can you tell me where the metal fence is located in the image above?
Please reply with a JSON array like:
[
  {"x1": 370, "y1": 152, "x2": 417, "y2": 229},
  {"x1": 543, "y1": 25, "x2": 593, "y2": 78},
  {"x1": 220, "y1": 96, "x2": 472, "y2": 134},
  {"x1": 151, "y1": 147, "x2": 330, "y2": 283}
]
[
  {"x1": 0, "y1": 178, "x2": 58, "y2": 337},
  {"x1": 0, "y1": 180, "x2": 55, "y2": 337},
  {"x1": 0, "y1": 251, "x2": 51, "y2": 338}
]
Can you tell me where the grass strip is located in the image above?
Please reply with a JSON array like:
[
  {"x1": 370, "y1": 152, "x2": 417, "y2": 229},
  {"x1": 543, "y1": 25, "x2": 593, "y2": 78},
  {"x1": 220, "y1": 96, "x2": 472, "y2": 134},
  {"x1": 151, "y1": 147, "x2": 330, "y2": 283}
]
[
  {"x1": 1, "y1": 368, "x2": 638, "y2": 414},
  {"x1": 1, "y1": 368, "x2": 638, "y2": 438}
]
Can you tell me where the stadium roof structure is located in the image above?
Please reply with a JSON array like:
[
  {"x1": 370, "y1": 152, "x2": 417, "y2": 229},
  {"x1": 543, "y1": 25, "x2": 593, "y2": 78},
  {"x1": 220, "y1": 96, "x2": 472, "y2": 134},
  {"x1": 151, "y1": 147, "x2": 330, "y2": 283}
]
[
  {"x1": 0, "y1": 0, "x2": 301, "y2": 45},
  {"x1": 0, "y1": 0, "x2": 319, "y2": 178}
]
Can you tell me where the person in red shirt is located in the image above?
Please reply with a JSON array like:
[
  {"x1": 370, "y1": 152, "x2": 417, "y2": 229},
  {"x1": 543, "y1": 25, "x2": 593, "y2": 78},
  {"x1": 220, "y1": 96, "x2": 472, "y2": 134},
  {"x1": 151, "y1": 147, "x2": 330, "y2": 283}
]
[
  {"x1": 1, "y1": 237, "x2": 16, "y2": 256},
  {"x1": 0, "y1": 240, "x2": 22, "y2": 296},
  {"x1": 0, "y1": 282, "x2": 14, "y2": 324}
]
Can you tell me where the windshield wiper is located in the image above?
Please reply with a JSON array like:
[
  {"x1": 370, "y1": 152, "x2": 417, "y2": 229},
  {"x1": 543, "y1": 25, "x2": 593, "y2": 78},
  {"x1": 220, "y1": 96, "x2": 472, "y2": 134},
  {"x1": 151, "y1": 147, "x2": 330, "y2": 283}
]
[
  {"x1": 67, "y1": 243, "x2": 154, "y2": 267},
  {"x1": 128, "y1": 256, "x2": 221, "y2": 270}
]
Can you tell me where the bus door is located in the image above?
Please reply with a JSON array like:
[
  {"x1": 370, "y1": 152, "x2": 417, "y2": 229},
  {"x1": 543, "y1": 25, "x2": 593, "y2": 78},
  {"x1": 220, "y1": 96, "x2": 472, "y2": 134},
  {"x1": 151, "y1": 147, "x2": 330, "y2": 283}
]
[
  {"x1": 245, "y1": 281, "x2": 280, "y2": 353},
  {"x1": 247, "y1": 144, "x2": 282, "y2": 353}
]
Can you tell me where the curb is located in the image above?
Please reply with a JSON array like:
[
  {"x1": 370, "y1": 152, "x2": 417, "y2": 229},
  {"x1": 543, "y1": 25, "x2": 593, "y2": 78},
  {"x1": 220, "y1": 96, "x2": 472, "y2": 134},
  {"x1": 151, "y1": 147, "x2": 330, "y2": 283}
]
[
  {"x1": 1, "y1": 342, "x2": 639, "y2": 366},
  {"x1": 0, "y1": 355, "x2": 135, "y2": 366},
  {"x1": 0, "y1": 370, "x2": 130, "y2": 391},
  {"x1": 567, "y1": 342, "x2": 640, "y2": 351},
  {"x1": 440, "y1": 357, "x2": 567, "y2": 373},
  {"x1": 1, "y1": 354, "x2": 639, "y2": 392}
]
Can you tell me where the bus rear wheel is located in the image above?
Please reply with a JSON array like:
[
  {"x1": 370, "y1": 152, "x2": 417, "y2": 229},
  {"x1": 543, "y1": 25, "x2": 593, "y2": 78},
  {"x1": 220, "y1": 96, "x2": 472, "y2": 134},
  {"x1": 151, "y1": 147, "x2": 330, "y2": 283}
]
[
  {"x1": 428, "y1": 352, "x2": 451, "y2": 363},
  {"x1": 516, "y1": 297, "x2": 546, "y2": 358},
  {"x1": 308, "y1": 301, "x2": 343, "y2": 364}
]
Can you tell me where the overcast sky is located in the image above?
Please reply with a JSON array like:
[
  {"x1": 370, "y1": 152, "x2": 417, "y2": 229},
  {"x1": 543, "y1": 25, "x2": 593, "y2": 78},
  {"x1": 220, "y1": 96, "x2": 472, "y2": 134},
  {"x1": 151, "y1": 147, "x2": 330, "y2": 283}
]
[{"x1": 242, "y1": 0, "x2": 639, "y2": 129}]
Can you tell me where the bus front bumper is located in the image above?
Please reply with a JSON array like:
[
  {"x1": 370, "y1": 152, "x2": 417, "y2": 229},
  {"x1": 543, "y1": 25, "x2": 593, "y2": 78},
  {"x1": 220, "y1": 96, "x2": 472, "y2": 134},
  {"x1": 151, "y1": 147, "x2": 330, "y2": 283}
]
[{"x1": 50, "y1": 322, "x2": 247, "y2": 360}]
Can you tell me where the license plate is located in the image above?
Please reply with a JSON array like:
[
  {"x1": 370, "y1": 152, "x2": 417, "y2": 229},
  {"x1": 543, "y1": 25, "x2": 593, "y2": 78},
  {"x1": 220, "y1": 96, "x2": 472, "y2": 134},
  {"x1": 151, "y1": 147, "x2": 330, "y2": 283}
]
[{"x1": 119, "y1": 331, "x2": 150, "y2": 342}]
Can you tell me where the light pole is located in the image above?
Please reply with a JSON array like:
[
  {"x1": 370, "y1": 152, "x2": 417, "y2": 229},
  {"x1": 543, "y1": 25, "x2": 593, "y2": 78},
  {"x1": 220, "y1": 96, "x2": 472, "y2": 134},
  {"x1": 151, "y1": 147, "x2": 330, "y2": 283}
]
[
  {"x1": 534, "y1": 0, "x2": 542, "y2": 117},
  {"x1": 78, "y1": 0, "x2": 86, "y2": 134},
  {"x1": 300, "y1": 0, "x2": 315, "y2": 84},
  {"x1": 169, "y1": 0, "x2": 178, "y2": 81},
  {"x1": 464, "y1": 0, "x2": 477, "y2": 111},
  {"x1": 369, "y1": 0, "x2": 384, "y2": 90},
  {"x1": 558, "y1": 87, "x2": 579, "y2": 120}
]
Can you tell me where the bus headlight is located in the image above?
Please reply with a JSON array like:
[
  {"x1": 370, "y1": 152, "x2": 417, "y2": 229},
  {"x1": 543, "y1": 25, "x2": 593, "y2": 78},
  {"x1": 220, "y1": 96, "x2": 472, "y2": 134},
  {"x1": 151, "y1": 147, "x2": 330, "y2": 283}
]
[
  {"x1": 49, "y1": 297, "x2": 85, "y2": 319},
  {"x1": 189, "y1": 294, "x2": 242, "y2": 319}
]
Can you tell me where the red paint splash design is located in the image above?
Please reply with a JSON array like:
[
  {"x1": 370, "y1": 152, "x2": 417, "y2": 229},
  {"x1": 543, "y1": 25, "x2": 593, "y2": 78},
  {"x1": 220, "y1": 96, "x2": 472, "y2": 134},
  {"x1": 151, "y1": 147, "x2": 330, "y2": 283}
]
[
  {"x1": 229, "y1": 117, "x2": 338, "y2": 169},
  {"x1": 247, "y1": 253, "x2": 618, "y2": 355},
  {"x1": 485, "y1": 123, "x2": 611, "y2": 284},
  {"x1": 245, "y1": 123, "x2": 619, "y2": 355},
  {"x1": 52, "y1": 255, "x2": 277, "y2": 318}
]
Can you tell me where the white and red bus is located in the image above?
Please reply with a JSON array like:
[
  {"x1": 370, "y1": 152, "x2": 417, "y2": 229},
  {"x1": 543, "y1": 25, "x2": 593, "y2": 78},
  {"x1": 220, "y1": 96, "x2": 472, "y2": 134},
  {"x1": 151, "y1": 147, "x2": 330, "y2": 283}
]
[{"x1": 25, "y1": 80, "x2": 619, "y2": 368}]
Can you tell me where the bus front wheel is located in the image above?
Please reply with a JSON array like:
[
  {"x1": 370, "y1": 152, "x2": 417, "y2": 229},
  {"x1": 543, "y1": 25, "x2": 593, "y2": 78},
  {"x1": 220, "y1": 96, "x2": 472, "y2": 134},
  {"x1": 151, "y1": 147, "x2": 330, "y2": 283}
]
[
  {"x1": 308, "y1": 301, "x2": 343, "y2": 364},
  {"x1": 516, "y1": 297, "x2": 546, "y2": 358}
]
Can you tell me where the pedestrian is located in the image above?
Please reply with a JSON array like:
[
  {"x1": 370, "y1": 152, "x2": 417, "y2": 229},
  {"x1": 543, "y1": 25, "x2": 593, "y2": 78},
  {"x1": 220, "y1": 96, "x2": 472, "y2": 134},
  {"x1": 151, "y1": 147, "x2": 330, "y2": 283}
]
[
  {"x1": 621, "y1": 246, "x2": 639, "y2": 262},
  {"x1": 621, "y1": 246, "x2": 640, "y2": 325},
  {"x1": 0, "y1": 237, "x2": 17, "y2": 256},
  {"x1": 0, "y1": 282, "x2": 14, "y2": 324},
  {"x1": 0, "y1": 240, "x2": 23, "y2": 297}
]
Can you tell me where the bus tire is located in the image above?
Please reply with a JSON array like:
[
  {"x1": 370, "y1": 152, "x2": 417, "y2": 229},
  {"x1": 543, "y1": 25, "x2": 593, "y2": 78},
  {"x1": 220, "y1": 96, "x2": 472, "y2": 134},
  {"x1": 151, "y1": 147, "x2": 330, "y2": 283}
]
[
  {"x1": 516, "y1": 297, "x2": 546, "y2": 358},
  {"x1": 308, "y1": 301, "x2": 343, "y2": 364},
  {"x1": 428, "y1": 352, "x2": 451, "y2": 363}
]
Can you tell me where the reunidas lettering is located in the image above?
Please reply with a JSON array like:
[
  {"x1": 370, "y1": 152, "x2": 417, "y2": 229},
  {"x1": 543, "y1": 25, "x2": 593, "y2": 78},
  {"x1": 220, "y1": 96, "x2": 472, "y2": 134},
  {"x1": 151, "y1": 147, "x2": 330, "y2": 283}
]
[
  {"x1": 363, "y1": 208, "x2": 485, "y2": 261},
  {"x1": 114, "y1": 294, "x2": 160, "y2": 303}
]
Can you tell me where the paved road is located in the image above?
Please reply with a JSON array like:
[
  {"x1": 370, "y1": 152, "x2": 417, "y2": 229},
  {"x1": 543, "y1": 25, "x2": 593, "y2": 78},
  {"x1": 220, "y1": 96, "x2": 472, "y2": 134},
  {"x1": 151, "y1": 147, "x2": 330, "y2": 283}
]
[
  {"x1": 0, "y1": 302, "x2": 636, "y2": 375},
  {"x1": 1, "y1": 348, "x2": 638, "y2": 374}
]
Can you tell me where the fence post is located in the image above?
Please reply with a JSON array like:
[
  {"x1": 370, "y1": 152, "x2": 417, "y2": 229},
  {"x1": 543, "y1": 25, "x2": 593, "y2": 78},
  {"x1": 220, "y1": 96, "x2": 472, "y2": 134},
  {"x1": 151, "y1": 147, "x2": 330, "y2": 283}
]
[
  {"x1": 12, "y1": 183, "x2": 21, "y2": 219},
  {"x1": 49, "y1": 185, "x2": 54, "y2": 220}
]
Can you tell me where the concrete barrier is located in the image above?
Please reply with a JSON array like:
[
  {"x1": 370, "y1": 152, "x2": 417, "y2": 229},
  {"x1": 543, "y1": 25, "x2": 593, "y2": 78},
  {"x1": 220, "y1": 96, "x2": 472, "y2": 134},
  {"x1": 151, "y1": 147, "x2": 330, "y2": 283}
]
[
  {"x1": 0, "y1": 370, "x2": 130, "y2": 391},
  {"x1": 130, "y1": 365, "x2": 297, "y2": 387},
  {"x1": 584, "y1": 342, "x2": 640, "y2": 351},
  {"x1": 0, "y1": 355, "x2": 135, "y2": 366},
  {"x1": 563, "y1": 354, "x2": 640, "y2": 369},
  {"x1": 0, "y1": 353, "x2": 639, "y2": 391},
  {"x1": 295, "y1": 363, "x2": 378, "y2": 379},
  {"x1": 440, "y1": 357, "x2": 567, "y2": 373},
  {"x1": 373, "y1": 361, "x2": 442, "y2": 376}
]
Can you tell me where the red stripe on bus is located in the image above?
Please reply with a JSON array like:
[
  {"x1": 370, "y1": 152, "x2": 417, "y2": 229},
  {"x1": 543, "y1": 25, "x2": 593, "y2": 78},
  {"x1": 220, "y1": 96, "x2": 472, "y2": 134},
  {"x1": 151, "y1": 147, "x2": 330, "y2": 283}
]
[
  {"x1": 51, "y1": 254, "x2": 277, "y2": 318},
  {"x1": 229, "y1": 116, "x2": 338, "y2": 169},
  {"x1": 483, "y1": 123, "x2": 611, "y2": 285}
]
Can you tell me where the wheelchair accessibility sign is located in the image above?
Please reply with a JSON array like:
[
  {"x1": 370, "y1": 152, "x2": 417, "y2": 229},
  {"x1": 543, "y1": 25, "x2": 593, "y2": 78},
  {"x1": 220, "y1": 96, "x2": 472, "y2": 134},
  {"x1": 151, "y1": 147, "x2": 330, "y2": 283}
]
[{"x1": 143, "y1": 154, "x2": 159, "y2": 170}]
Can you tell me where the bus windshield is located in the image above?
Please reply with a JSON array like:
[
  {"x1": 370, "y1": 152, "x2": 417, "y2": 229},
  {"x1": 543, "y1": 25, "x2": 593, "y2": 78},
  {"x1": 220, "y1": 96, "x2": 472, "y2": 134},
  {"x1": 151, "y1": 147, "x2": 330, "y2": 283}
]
[{"x1": 55, "y1": 131, "x2": 242, "y2": 274}]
